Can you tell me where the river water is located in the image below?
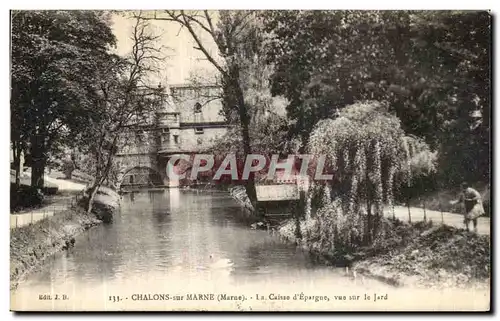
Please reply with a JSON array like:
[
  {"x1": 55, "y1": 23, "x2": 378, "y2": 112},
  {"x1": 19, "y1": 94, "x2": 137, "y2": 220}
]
[{"x1": 11, "y1": 190, "x2": 489, "y2": 311}]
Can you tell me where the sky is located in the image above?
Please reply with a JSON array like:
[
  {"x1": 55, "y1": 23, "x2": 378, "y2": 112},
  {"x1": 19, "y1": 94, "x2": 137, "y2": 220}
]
[{"x1": 111, "y1": 11, "x2": 219, "y2": 86}]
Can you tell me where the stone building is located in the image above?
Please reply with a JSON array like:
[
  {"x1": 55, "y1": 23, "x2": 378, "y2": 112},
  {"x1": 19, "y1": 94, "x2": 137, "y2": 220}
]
[{"x1": 116, "y1": 84, "x2": 229, "y2": 189}]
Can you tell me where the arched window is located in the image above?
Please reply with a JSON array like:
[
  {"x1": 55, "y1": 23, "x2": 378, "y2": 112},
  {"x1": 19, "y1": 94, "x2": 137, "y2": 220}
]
[{"x1": 194, "y1": 102, "x2": 202, "y2": 113}]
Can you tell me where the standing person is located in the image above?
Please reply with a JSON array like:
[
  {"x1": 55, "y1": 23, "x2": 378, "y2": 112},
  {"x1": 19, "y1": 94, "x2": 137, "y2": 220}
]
[{"x1": 450, "y1": 182, "x2": 485, "y2": 232}]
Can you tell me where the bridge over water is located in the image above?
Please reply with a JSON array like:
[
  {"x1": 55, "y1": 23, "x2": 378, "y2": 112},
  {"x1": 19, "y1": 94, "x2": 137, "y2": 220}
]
[{"x1": 116, "y1": 84, "x2": 229, "y2": 191}]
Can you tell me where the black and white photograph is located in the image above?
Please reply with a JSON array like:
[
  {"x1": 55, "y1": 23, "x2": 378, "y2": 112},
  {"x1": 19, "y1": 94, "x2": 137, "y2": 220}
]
[{"x1": 9, "y1": 8, "x2": 491, "y2": 311}]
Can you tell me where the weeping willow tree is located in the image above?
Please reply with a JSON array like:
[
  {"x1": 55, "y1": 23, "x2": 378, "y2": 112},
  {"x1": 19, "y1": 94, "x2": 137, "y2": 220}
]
[
  {"x1": 306, "y1": 101, "x2": 435, "y2": 251},
  {"x1": 400, "y1": 135, "x2": 438, "y2": 222}
]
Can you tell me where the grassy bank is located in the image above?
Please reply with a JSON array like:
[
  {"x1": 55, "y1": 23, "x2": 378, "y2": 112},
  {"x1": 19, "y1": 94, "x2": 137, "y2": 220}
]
[
  {"x1": 10, "y1": 195, "x2": 120, "y2": 290},
  {"x1": 279, "y1": 218, "x2": 490, "y2": 289},
  {"x1": 354, "y1": 224, "x2": 490, "y2": 289}
]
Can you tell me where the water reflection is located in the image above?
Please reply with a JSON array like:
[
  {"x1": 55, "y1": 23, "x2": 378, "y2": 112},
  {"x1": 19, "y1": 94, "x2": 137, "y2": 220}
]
[
  {"x1": 13, "y1": 190, "x2": 390, "y2": 305},
  {"x1": 169, "y1": 188, "x2": 180, "y2": 209}
]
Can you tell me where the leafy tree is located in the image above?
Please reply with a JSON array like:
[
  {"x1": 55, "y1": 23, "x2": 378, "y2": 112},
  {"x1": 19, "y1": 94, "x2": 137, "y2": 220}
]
[
  {"x1": 412, "y1": 11, "x2": 491, "y2": 185},
  {"x1": 307, "y1": 101, "x2": 435, "y2": 245},
  {"x1": 11, "y1": 10, "x2": 117, "y2": 189},
  {"x1": 137, "y1": 10, "x2": 268, "y2": 203},
  {"x1": 208, "y1": 50, "x2": 292, "y2": 160},
  {"x1": 262, "y1": 10, "x2": 490, "y2": 185}
]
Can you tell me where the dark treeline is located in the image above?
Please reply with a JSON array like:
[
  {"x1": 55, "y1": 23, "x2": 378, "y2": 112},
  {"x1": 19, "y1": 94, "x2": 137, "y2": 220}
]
[
  {"x1": 10, "y1": 10, "x2": 491, "y2": 213},
  {"x1": 261, "y1": 10, "x2": 491, "y2": 188},
  {"x1": 11, "y1": 11, "x2": 164, "y2": 212}
]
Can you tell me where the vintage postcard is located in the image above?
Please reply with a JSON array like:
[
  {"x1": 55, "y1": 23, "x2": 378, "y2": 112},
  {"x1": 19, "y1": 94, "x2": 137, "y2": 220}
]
[{"x1": 10, "y1": 9, "x2": 491, "y2": 312}]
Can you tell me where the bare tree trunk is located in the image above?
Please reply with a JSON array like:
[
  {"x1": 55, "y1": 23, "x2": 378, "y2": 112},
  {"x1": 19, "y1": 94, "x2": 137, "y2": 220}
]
[
  {"x1": 30, "y1": 134, "x2": 46, "y2": 190},
  {"x1": 86, "y1": 171, "x2": 109, "y2": 215},
  {"x1": 436, "y1": 187, "x2": 445, "y2": 224},
  {"x1": 365, "y1": 171, "x2": 372, "y2": 244},
  {"x1": 423, "y1": 198, "x2": 427, "y2": 222},
  {"x1": 85, "y1": 183, "x2": 99, "y2": 214},
  {"x1": 238, "y1": 94, "x2": 257, "y2": 204},
  {"x1": 12, "y1": 141, "x2": 22, "y2": 189},
  {"x1": 294, "y1": 190, "x2": 306, "y2": 241},
  {"x1": 86, "y1": 141, "x2": 116, "y2": 214},
  {"x1": 31, "y1": 159, "x2": 45, "y2": 189},
  {"x1": 227, "y1": 68, "x2": 256, "y2": 205},
  {"x1": 407, "y1": 197, "x2": 412, "y2": 223}
]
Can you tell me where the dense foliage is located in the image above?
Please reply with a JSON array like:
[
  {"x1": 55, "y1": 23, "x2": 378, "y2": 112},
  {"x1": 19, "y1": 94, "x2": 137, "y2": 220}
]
[
  {"x1": 306, "y1": 101, "x2": 436, "y2": 248},
  {"x1": 11, "y1": 10, "x2": 490, "y2": 220},
  {"x1": 11, "y1": 11, "x2": 164, "y2": 213},
  {"x1": 262, "y1": 10, "x2": 490, "y2": 186},
  {"x1": 11, "y1": 11, "x2": 117, "y2": 189}
]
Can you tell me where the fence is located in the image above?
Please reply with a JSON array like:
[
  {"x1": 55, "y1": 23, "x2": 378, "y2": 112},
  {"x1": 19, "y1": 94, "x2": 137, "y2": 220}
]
[{"x1": 10, "y1": 193, "x2": 84, "y2": 230}]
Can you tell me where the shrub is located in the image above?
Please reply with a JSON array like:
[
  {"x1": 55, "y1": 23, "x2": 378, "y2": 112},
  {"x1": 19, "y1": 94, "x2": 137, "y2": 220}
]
[{"x1": 10, "y1": 185, "x2": 44, "y2": 211}]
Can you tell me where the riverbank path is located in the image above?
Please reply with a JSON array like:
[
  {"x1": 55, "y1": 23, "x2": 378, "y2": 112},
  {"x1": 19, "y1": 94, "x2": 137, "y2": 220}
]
[
  {"x1": 10, "y1": 174, "x2": 86, "y2": 229},
  {"x1": 384, "y1": 206, "x2": 490, "y2": 236}
]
